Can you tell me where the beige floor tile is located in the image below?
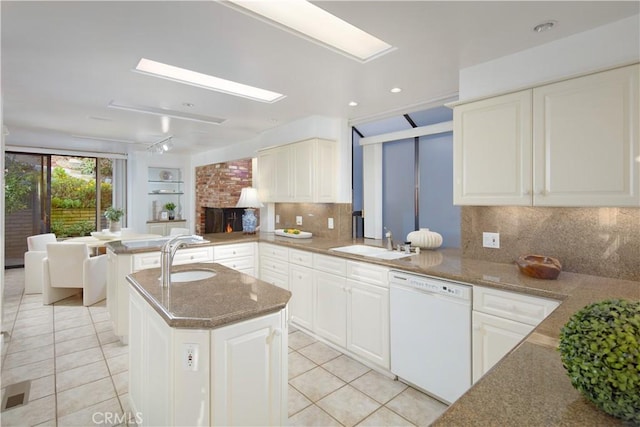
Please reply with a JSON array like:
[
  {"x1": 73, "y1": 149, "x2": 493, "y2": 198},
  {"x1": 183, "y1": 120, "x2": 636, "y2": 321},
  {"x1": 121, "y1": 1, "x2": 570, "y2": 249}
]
[
  {"x1": 6, "y1": 333, "x2": 53, "y2": 354},
  {"x1": 15, "y1": 306, "x2": 52, "y2": 321},
  {"x1": 112, "y1": 370, "x2": 128, "y2": 396},
  {"x1": 106, "y1": 353, "x2": 128, "y2": 375},
  {"x1": 56, "y1": 360, "x2": 110, "y2": 393},
  {"x1": 298, "y1": 341, "x2": 342, "y2": 365},
  {"x1": 18, "y1": 300, "x2": 49, "y2": 312},
  {"x1": 289, "y1": 367, "x2": 345, "y2": 402},
  {"x1": 55, "y1": 324, "x2": 95, "y2": 343},
  {"x1": 90, "y1": 311, "x2": 111, "y2": 324},
  {"x1": 288, "y1": 384, "x2": 312, "y2": 416},
  {"x1": 0, "y1": 394, "x2": 56, "y2": 426},
  {"x1": 385, "y1": 387, "x2": 448, "y2": 427},
  {"x1": 289, "y1": 351, "x2": 317, "y2": 379},
  {"x1": 54, "y1": 308, "x2": 91, "y2": 322},
  {"x1": 28, "y1": 374, "x2": 57, "y2": 401},
  {"x1": 101, "y1": 341, "x2": 128, "y2": 360},
  {"x1": 56, "y1": 377, "x2": 117, "y2": 418},
  {"x1": 10, "y1": 321, "x2": 53, "y2": 340},
  {"x1": 351, "y1": 370, "x2": 408, "y2": 404},
  {"x1": 1, "y1": 358, "x2": 55, "y2": 386},
  {"x1": 33, "y1": 419, "x2": 57, "y2": 426},
  {"x1": 317, "y1": 384, "x2": 380, "y2": 427},
  {"x1": 322, "y1": 354, "x2": 370, "y2": 383},
  {"x1": 56, "y1": 396, "x2": 123, "y2": 427},
  {"x1": 288, "y1": 330, "x2": 317, "y2": 350},
  {"x1": 14, "y1": 312, "x2": 52, "y2": 329},
  {"x1": 288, "y1": 404, "x2": 342, "y2": 427},
  {"x1": 98, "y1": 329, "x2": 120, "y2": 345},
  {"x1": 358, "y1": 406, "x2": 416, "y2": 426},
  {"x1": 54, "y1": 314, "x2": 92, "y2": 332},
  {"x1": 56, "y1": 346, "x2": 104, "y2": 373},
  {"x1": 2, "y1": 344, "x2": 54, "y2": 370},
  {"x1": 93, "y1": 320, "x2": 113, "y2": 333},
  {"x1": 55, "y1": 334, "x2": 100, "y2": 357}
]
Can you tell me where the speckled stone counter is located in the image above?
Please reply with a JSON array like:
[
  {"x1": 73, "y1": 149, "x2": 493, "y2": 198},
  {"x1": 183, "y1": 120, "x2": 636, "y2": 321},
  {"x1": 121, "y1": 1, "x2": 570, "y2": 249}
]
[
  {"x1": 117, "y1": 231, "x2": 638, "y2": 425},
  {"x1": 126, "y1": 262, "x2": 291, "y2": 329}
]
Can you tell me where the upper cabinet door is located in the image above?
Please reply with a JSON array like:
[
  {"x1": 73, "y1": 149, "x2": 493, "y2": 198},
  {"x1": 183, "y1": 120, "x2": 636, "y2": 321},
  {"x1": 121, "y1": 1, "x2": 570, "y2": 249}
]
[
  {"x1": 533, "y1": 64, "x2": 640, "y2": 206},
  {"x1": 453, "y1": 90, "x2": 533, "y2": 205}
]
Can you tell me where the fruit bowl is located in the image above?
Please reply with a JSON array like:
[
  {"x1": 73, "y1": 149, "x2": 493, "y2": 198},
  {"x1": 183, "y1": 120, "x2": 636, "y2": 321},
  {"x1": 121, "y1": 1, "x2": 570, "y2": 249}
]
[{"x1": 516, "y1": 254, "x2": 562, "y2": 280}]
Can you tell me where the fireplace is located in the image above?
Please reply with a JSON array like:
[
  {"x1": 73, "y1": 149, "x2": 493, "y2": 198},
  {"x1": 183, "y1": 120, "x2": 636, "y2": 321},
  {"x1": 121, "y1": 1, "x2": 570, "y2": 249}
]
[{"x1": 204, "y1": 207, "x2": 245, "y2": 233}]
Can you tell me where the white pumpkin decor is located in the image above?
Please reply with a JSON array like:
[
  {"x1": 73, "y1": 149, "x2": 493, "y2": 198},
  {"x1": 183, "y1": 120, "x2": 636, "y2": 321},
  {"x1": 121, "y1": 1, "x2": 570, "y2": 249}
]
[{"x1": 407, "y1": 228, "x2": 443, "y2": 249}]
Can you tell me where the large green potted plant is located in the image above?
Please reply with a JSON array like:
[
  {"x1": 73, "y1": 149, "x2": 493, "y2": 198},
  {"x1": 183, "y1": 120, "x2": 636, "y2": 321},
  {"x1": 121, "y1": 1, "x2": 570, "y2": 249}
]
[
  {"x1": 559, "y1": 299, "x2": 640, "y2": 424},
  {"x1": 104, "y1": 207, "x2": 125, "y2": 232}
]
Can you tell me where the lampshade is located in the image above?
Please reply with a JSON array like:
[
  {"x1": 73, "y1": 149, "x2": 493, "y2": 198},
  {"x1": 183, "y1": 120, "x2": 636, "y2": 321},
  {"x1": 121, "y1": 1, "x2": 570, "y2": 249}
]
[{"x1": 236, "y1": 187, "x2": 264, "y2": 208}]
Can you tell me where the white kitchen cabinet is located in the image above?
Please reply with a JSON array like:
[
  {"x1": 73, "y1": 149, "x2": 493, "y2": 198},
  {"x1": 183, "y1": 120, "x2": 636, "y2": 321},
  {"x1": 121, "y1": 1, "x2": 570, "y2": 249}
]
[
  {"x1": 213, "y1": 242, "x2": 257, "y2": 277},
  {"x1": 257, "y1": 138, "x2": 336, "y2": 203},
  {"x1": 472, "y1": 286, "x2": 559, "y2": 383},
  {"x1": 347, "y1": 278, "x2": 389, "y2": 368},
  {"x1": 259, "y1": 244, "x2": 289, "y2": 291},
  {"x1": 212, "y1": 311, "x2": 287, "y2": 426},
  {"x1": 314, "y1": 270, "x2": 347, "y2": 347},
  {"x1": 146, "y1": 220, "x2": 188, "y2": 236},
  {"x1": 453, "y1": 64, "x2": 639, "y2": 207},
  {"x1": 289, "y1": 264, "x2": 315, "y2": 330},
  {"x1": 129, "y1": 287, "x2": 287, "y2": 427}
]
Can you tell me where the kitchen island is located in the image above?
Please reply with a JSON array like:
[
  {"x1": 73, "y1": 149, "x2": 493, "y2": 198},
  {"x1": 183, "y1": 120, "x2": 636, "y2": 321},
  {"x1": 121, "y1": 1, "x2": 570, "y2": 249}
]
[{"x1": 126, "y1": 262, "x2": 291, "y2": 427}]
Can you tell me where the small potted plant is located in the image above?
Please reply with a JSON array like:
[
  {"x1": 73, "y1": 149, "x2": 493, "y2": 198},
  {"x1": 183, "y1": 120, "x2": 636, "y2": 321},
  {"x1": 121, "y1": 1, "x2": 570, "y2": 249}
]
[
  {"x1": 164, "y1": 202, "x2": 176, "y2": 220},
  {"x1": 104, "y1": 207, "x2": 125, "y2": 232},
  {"x1": 559, "y1": 298, "x2": 640, "y2": 424}
]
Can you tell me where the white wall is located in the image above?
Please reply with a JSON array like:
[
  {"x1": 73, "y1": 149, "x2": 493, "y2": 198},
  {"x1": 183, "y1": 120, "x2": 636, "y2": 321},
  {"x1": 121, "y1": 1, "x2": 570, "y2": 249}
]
[
  {"x1": 459, "y1": 14, "x2": 640, "y2": 101},
  {"x1": 191, "y1": 115, "x2": 352, "y2": 203}
]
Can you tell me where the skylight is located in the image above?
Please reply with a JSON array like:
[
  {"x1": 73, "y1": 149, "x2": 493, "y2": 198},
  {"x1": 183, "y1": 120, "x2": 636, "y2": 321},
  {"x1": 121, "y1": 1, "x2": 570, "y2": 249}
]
[
  {"x1": 226, "y1": 0, "x2": 394, "y2": 63},
  {"x1": 133, "y1": 58, "x2": 285, "y2": 103}
]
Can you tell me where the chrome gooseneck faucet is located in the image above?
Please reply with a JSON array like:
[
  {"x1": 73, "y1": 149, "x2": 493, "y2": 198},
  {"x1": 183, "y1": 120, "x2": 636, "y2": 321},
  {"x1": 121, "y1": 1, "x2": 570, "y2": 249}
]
[
  {"x1": 384, "y1": 227, "x2": 393, "y2": 251},
  {"x1": 160, "y1": 234, "x2": 204, "y2": 288}
]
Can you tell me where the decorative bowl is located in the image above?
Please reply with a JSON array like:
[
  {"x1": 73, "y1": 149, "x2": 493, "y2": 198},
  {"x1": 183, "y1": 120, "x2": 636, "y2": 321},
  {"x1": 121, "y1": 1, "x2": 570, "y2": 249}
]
[
  {"x1": 516, "y1": 254, "x2": 562, "y2": 280},
  {"x1": 160, "y1": 170, "x2": 173, "y2": 181}
]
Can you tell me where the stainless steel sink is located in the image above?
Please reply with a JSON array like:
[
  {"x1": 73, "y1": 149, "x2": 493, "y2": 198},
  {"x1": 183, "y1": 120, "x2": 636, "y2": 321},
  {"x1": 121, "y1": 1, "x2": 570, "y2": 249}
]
[
  {"x1": 170, "y1": 269, "x2": 216, "y2": 283},
  {"x1": 329, "y1": 245, "x2": 414, "y2": 260}
]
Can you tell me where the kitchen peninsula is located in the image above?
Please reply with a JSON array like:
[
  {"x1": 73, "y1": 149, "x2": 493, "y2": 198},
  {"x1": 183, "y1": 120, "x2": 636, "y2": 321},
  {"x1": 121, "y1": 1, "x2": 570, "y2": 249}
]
[{"x1": 126, "y1": 262, "x2": 291, "y2": 427}]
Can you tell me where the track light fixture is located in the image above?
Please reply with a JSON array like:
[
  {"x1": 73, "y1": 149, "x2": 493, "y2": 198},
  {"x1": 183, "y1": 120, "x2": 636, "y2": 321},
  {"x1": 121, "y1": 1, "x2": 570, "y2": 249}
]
[{"x1": 148, "y1": 135, "x2": 174, "y2": 154}]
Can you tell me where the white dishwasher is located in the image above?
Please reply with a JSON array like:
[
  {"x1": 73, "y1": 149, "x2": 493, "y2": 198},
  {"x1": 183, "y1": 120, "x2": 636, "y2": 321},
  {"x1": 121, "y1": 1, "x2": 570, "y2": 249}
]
[{"x1": 389, "y1": 270, "x2": 472, "y2": 404}]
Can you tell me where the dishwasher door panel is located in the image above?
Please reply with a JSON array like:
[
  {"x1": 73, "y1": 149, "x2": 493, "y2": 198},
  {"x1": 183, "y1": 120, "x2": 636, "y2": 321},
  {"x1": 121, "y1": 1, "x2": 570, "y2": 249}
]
[{"x1": 390, "y1": 284, "x2": 471, "y2": 404}]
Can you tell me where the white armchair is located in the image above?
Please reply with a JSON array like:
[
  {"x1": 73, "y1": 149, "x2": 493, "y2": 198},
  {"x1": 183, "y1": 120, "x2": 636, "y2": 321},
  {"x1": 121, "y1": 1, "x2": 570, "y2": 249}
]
[
  {"x1": 24, "y1": 233, "x2": 57, "y2": 294},
  {"x1": 43, "y1": 242, "x2": 107, "y2": 306}
]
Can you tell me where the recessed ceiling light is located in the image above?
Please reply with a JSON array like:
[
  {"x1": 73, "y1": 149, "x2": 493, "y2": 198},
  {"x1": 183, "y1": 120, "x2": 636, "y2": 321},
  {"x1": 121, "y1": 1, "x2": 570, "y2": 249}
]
[
  {"x1": 225, "y1": 0, "x2": 395, "y2": 63},
  {"x1": 390, "y1": 87, "x2": 402, "y2": 93},
  {"x1": 134, "y1": 58, "x2": 285, "y2": 103},
  {"x1": 108, "y1": 101, "x2": 226, "y2": 125},
  {"x1": 533, "y1": 21, "x2": 556, "y2": 33},
  {"x1": 348, "y1": 101, "x2": 359, "y2": 107}
]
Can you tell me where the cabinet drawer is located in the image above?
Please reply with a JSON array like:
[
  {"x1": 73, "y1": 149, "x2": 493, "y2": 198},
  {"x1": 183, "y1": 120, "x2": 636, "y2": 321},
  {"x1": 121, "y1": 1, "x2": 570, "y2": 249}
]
[
  {"x1": 314, "y1": 254, "x2": 346, "y2": 276},
  {"x1": 473, "y1": 286, "x2": 559, "y2": 326},
  {"x1": 259, "y1": 268, "x2": 289, "y2": 290},
  {"x1": 260, "y1": 256, "x2": 289, "y2": 276},
  {"x1": 260, "y1": 243, "x2": 289, "y2": 259},
  {"x1": 173, "y1": 247, "x2": 214, "y2": 265},
  {"x1": 346, "y1": 261, "x2": 389, "y2": 288},
  {"x1": 216, "y1": 256, "x2": 254, "y2": 271},
  {"x1": 214, "y1": 243, "x2": 254, "y2": 260},
  {"x1": 132, "y1": 251, "x2": 161, "y2": 271},
  {"x1": 289, "y1": 249, "x2": 313, "y2": 267}
]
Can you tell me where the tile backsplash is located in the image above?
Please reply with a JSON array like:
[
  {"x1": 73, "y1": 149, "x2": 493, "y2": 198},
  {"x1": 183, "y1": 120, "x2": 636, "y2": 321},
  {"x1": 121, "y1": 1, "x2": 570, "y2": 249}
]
[
  {"x1": 275, "y1": 203, "x2": 353, "y2": 239},
  {"x1": 461, "y1": 206, "x2": 639, "y2": 281}
]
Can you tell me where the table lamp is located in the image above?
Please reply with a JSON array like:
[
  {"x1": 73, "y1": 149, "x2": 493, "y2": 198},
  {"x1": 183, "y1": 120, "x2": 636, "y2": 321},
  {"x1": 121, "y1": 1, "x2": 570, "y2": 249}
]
[{"x1": 236, "y1": 187, "x2": 264, "y2": 234}]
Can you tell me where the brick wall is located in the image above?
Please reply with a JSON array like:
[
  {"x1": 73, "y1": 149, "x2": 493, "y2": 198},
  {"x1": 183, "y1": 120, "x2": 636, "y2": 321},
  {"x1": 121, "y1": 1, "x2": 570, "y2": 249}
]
[{"x1": 195, "y1": 160, "x2": 253, "y2": 234}]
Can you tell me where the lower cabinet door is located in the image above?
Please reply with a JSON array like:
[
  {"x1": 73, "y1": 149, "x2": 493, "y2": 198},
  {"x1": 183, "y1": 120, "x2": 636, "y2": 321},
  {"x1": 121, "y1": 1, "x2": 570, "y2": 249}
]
[
  {"x1": 346, "y1": 279, "x2": 389, "y2": 368},
  {"x1": 472, "y1": 310, "x2": 535, "y2": 383},
  {"x1": 212, "y1": 311, "x2": 285, "y2": 426},
  {"x1": 314, "y1": 271, "x2": 347, "y2": 347},
  {"x1": 289, "y1": 265, "x2": 314, "y2": 330}
]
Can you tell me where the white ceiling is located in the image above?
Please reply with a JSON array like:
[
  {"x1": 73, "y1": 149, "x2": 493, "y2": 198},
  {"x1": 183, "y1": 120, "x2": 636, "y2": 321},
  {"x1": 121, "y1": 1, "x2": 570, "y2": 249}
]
[{"x1": 2, "y1": 1, "x2": 638, "y2": 155}]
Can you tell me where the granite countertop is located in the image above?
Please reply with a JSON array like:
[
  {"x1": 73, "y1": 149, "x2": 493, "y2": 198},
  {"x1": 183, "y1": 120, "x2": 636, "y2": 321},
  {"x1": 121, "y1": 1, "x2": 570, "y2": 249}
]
[
  {"x1": 117, "y1": 231, "x2": 638, "y2": 424},
  {"x1": 126, "y1": 262, "x2": 291, "y2": 329}
]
